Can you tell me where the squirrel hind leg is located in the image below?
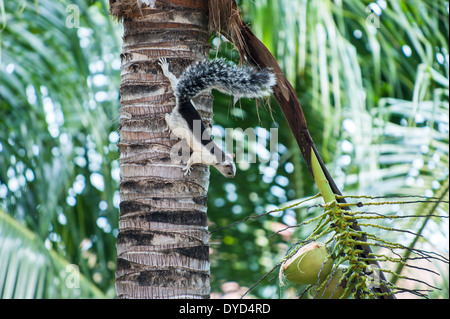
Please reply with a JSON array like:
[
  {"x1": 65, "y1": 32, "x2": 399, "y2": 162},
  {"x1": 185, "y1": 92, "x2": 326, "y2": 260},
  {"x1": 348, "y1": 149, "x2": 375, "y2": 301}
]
[
  {"x1": 182, "y1": 165, "x2": 193, "y2": 176},
  {"x1": 159, "y1": 57, "x2": 179, "y2": 90}
]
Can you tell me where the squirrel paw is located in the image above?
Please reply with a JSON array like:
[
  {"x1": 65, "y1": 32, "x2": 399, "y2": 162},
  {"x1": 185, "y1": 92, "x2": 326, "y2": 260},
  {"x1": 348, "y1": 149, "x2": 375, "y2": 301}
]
[
  {"x1": 182, "y1": 165, "x2": 192, "y2": 176},
  {"x1": 158, "y1": 57, "x2": 169, "y2": 73}
]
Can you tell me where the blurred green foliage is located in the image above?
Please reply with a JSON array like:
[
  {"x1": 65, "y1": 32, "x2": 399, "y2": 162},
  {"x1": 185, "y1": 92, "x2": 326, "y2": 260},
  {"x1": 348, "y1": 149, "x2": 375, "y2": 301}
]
[{"x1": 1, "y1": 0, "x2": 120, "y2": 298}]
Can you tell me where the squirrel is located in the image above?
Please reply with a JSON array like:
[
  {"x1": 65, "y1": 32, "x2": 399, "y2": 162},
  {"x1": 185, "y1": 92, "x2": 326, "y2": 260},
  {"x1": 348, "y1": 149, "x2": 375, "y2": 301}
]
[{"x1": 159, "y1": 57, "x2": 276, "y2": 177}]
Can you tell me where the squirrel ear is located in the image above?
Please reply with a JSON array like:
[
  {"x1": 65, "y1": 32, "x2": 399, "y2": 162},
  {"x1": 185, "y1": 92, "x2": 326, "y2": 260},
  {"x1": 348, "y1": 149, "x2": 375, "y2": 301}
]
[{"x1": 231, "y1": 153, "x2": 235, "y2": 159}]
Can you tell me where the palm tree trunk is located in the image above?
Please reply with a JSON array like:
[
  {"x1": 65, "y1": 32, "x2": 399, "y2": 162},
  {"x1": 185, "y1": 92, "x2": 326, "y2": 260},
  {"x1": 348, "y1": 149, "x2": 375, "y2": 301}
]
[{"x1": 110, "y1": 0, "x2": 212, "y2": 299}]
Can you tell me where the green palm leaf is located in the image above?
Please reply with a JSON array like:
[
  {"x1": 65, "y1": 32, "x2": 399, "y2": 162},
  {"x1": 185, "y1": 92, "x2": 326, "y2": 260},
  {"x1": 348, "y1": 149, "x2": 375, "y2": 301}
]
[{"x1": 1, "y1": 0, "x2": 121, "y2": 298}]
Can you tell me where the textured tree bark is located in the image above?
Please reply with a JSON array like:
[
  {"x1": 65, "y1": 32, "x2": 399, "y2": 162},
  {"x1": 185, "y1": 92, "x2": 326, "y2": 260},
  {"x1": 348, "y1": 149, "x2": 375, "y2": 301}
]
[{"x1": 111, "y1": 0, "x2": 212, "y2": 299}]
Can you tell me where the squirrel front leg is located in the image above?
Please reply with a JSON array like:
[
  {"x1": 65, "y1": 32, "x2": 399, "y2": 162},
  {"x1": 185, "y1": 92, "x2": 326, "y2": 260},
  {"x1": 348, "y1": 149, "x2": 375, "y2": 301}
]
[
  {"x1": 182, "y1": 151, "x2": 205, "y2": 176},
  {"x1": 182, "y1": 150, "x2": 218, "y2": 176}
]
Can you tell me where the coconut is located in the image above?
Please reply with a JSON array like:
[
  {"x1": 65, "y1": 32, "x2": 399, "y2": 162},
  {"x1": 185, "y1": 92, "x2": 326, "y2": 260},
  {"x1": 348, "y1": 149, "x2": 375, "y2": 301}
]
[
  {"x1": 311, "y1": 266, "x2": 354, "y2": 299},
  {"x1": 280, "y1": 242, "x2": 333, "y2": 285}
]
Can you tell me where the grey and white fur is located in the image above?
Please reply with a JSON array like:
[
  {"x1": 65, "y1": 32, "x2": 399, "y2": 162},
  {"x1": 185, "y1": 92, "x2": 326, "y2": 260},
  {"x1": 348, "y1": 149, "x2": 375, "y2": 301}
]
[{"x1": 159, "y1": 57, "x2": 276, "y2": 177}]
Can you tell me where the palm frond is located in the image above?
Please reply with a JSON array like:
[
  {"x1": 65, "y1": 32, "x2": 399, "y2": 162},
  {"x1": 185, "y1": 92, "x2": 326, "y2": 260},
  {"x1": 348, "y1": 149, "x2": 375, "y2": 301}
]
[
  {"x1": 0, "y1": 209, "x2": 105, "y2": 298},
  {"x1": 1, "y1": 0, "x2": 121, "y2": 297}
]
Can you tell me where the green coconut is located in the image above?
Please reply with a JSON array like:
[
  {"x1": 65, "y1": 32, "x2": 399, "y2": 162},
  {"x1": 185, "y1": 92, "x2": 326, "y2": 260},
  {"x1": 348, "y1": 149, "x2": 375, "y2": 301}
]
[
  {"x1": 311, "y1": 266, "x2": 354, "y2": 299},
  {"x1": 280, "y1": 242, "x2": 333, "y2": 285}
]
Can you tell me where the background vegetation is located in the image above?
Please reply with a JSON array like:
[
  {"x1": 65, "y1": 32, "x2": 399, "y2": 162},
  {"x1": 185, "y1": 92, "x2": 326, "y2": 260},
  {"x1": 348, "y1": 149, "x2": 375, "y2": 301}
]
[{"x1": 0, "y1": 0, "x2": 448, "y2": 298}]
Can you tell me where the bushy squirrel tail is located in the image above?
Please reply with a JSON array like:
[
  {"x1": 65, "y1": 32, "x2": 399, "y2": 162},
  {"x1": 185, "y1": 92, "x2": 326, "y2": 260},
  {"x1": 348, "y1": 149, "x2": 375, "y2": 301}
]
[{"x1": 176, "y1": 59, "x2": 276, "y2": 103}]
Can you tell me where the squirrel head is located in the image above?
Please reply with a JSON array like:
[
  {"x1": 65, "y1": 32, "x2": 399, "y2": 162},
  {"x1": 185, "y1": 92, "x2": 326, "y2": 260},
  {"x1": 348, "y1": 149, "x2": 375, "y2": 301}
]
[{"x1": 215, "y1": 153, "x2": 236, "y2": 178}]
